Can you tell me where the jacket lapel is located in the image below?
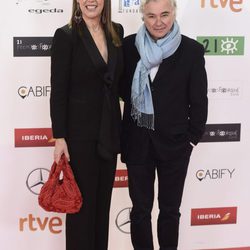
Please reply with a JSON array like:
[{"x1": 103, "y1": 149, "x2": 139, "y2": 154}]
[
  {"x1": 152, "y1": 41, "x2": 183, "y2": 84},
  {"x1": 77, "y1": 21, "x2": 117, "y2": 85},
  {"x1": 106, "y1": 31, "x2": 117, "y2": 82},
  {"x1": 106, "y1": 32, "x2": 118, "y2": 83}
]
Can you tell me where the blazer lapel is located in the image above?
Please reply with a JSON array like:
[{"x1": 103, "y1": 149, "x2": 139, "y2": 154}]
[
  {"x1": 78, "y1": 21, "x2": 107, "y2": 77},
  {"x1": 152, "y1": 42, "x2": 182, "y2": 84},
  {"x1": 77, "y1": 22, "x2": 118, "y2": 86},
  {"x1": 105, "y1": 32, "x2": 118, "y2": 85}
]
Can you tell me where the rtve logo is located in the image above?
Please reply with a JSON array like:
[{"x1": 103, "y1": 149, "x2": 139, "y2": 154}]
[
  {"x1": 19, "y1": 214, "x2": 62, "y2": 234},
  {"x1": 200, "y1": 0, "x2": 243, "y2": 12}
]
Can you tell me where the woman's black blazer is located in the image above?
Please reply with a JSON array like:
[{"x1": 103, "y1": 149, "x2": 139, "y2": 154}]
[{"x1": 50, "y1": 22, "x2": 123, "y2": 146}]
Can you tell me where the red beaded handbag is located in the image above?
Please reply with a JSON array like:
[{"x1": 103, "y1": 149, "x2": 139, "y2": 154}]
[{"x1": 38, "y1": 154, "x2": 83, "y2": 213}]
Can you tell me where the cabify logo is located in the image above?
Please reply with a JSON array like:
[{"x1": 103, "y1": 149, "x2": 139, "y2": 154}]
[
  {"x1": 196, "y1": 168, "x2": 235, "y2": 181},
  {"x1": 197, "y1": 36, "x2": 244, "y2": 56},
  {"x1": 118, "y1": 0, "x2": 140, "y2": 13},
  {"x1": 18, "y1": 85, "x2": 51, "y2": 99}
]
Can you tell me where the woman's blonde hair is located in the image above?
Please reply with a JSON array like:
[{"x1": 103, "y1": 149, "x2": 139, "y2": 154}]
[{"x1": 70, "y1": 0, "x2": 121, "y2": 47}]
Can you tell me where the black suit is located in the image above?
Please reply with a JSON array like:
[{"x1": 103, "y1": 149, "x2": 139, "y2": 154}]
[
  {"x1": 50, "y1": 22, "x2": 123, "y2": 250},
  {"x1": 121, "y1": 34, "x2": 208, "y2": 250}
]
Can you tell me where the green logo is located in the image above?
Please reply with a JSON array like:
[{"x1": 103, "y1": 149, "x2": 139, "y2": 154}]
[{"x1": 197, "y1": 36, "x2": 244, "y2": 55}]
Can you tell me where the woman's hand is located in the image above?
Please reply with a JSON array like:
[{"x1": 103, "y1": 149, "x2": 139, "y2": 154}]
[{"x1": 54, "y1": 138, "x2": 70, "y2": 163}]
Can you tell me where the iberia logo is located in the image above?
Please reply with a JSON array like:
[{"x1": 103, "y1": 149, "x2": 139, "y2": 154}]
[
  {"x1": 113, "y1": 169, "x2": 128, "y2": 188},
  {"x1": 15, "y1": 128, "x2": 55, "y2": 147},
  {"x1": 191, "y1": 207, "x2": 237, "y2": 226}
]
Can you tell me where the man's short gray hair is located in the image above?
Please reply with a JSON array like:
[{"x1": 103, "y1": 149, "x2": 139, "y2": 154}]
[{"x1": 140, "y1": 0, "x2": 177, "y2": 13}]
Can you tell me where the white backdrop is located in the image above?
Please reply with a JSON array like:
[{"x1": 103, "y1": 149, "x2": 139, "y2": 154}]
[{"x1": 1, "y1": 1, "x2": 250, "y2": 250}]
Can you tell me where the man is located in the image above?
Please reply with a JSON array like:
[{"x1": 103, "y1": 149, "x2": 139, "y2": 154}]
[{"x1": 120, "y1": 0, "x2": 208, "y2": 249}]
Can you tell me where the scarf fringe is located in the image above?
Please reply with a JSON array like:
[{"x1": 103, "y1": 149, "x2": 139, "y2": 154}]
[{"x1": 131, "y1": 102, "x2": 155, "y2": 130}]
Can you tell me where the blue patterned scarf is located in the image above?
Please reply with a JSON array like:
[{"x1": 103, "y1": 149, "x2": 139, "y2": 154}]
[{"x1": 131, "y1": 21, "x2": 182, "y2": 130}]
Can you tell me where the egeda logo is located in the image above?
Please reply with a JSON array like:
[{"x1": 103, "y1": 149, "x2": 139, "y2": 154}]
[
  {"x1": 118, "y1": 0, "x2": 140, "y2": 13},
  {"x1": 16, "y1": 0, "x2": 64, "y2": 14},
  {"x1": 197, "y1": 36, "x2": 244, "y2": 56}
]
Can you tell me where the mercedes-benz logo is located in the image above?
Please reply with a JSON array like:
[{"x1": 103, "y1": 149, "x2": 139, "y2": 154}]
[
  {"x1": 115, "y1": 207, "x2": 131, "y2": 234},
  {"x1": 26, "y1": 168, "x2": 50, "y2": 195}
]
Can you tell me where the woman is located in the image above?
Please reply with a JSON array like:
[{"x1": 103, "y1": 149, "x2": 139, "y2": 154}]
[
  {"x1": 50, "y1": 0, "x2": 123, "y2": 249},
  {"x1": 120, "y1": 0, "x2": 208, "y2": 249}
]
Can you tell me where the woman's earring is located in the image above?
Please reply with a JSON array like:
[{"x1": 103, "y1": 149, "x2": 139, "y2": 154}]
[{"x1": 74, "y1": 2, "x2": 82, "y2": 24}]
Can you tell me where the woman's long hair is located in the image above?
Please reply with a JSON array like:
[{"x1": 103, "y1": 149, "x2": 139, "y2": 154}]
[{"x1": 70, "y1": 0, "x2": 121, "y2": 47}]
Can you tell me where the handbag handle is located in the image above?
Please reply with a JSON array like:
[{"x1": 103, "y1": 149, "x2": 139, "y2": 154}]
[{"x1": 49, "y1": 154, "x2": 75, "y2": 181}]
